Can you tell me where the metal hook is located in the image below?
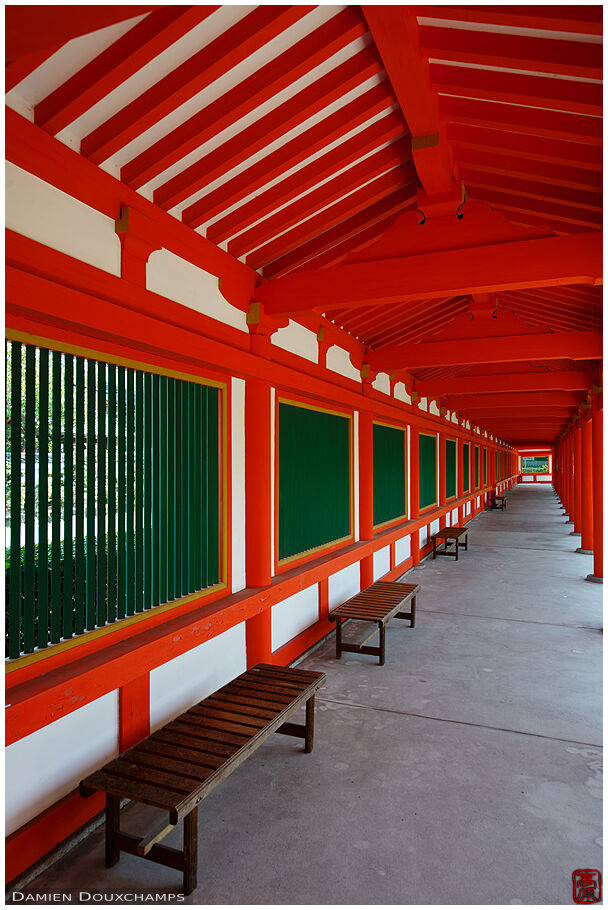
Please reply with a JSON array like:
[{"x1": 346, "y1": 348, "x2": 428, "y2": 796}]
[
  {"x1": 456, "y1": 202, "x2": 466, "y2": 220},
  {"x1": 417, "y1": 209, "x2": 426, "y2": 225}
]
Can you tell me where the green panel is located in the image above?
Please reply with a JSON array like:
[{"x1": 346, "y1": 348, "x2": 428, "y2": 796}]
[
  {"x1": 86, "y1": 358, "x2": 96, "y2": 630},
  {"x1": 373, "y1": 423, "x2": 405, "y2": 526},
  {"x1": 107, "y1": 364, "x2": 117, "y2": 624},
  {"x1": 97, "y1": 361, "x2": 107, "y2": 625},
  {"x1": 167, "y1": 377, "x2": 175, "y2": 602},
  {"x1": 38, "y1": 349, "x2": 50, "y2": 648},
  {"x1": 144, "y1": 371, "x2": 152, "y2": 609},
  {"x1": 419, "y1": 433, "x2": 437, "y2": 511},
  {"x1": 51, "y1": 351, "x2": 63, "y2": 643},
  {"x1": 522, "y1": 456, "x2": 549, "y2": 473},
  {"x1": 63, "y1": 354, "x2": 74, "y2": 640},
  {"x1": 463, "y1": 443, "x2": 470, "y2": 493},
  {"x1": 445, "y1": 438, "x2": 456, "y2": 500},
  {"x1": 206, "y1": 387, "x2": 220, "y2": 586},
  {"x1": 117, "y1": 365, "x2": 126, "y2": 620},
  {"x1": 483, "y1": 447, "x2": 487, "y2": 484},
  {"x1": 74, "y1": 357, "x2": 85, "y2": 635},
  {"x1": 23, "y1": 345, "x2": 36, "y2": 653},
  {"x1": 135, "y1": 370, "x2": 144, "y2": 612},
  {"x1": 278, "y1": 402, "x2": 350, "y2": 561},
  {"x1": 474, "y1": 446, "x2": 480, "y2": 489},
  {"x1": 126, "y1": 369, "x2": 135, "y2": 616},
  {"x1": 160, "y1": 374, "x2": 168, "y2": 604},
  {"x1": 8, "y1": 342, "x2": 22, "y2": 658}
]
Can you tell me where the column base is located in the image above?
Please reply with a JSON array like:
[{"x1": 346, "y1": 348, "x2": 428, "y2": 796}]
[
  {"x1": 586, "y1": 574, "x2": 603, "y2": 584},
  {"x1": 576, "y1": 548, "x2": 593, "y2": 555}
]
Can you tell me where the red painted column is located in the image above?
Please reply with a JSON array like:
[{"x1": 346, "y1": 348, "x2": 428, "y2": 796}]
[
  {"x1": 578, "y1": 410, "x2": 593, "y2": 555},
  {"x1": 571, "y1": 417, "x2": 582, "y2": 536},
  {"x1": 359, "y1": 407, "x2": 374, "y2": 589},
  {"x1": 438, "y1": 430, "x2": 447, "y2": 529},
  {"x1": 457, "y1": 436, "x2": 464, "y2": 524},
  {"x1": 567, "y1": 426, "x2": 575, "y2": 524},
  {"x1": 410, "y1": 425, "x2": 420, "y2": 565},
  {"x1": 587, "y1": 393, "x2": 603, "y2": 583},
  {"x1": 119, "y1": 674, "x2": 150, "y2": 752}
]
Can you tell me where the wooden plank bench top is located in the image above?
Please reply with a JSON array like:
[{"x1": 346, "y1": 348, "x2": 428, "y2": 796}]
[
  {"x1": 431, "y1": 526, "x2": 469, "y2": 560},
  {"x1": 328, "y1": 581, "x2": 420, "y2": 665},
  {"x1": 80, "y1": 663, "x2": 326, "y2": 894},
  {"x1": 488, "y1": 493, "x2": 507, "y2": 510}
]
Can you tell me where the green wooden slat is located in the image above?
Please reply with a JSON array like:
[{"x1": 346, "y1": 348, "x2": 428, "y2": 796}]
[
  {"x1": 160, "y1": 374, "x2": 168, "y2": 604},
  {"x1": 174, "y1": 381, "x2": 182, "y2": 597},
  {"x1": 188, "y1": 381, "x2": 196, "y2": 592},
  {"x1": 63, "y1": 354, "x2": 74, "y2": 640},
  {"x1": 419, "y1": 432, "x2": 437, "y2": 511},
  {"x1": 463, "y1": 443, "x2": 470, "y2": 494},
  {"x1": 144, "y1": 371, "x2": 152, "y2": 609},
  {"x1": 446, "y1": 438, "x2": 457, "y2": 500},
  {"x1": 23, "y1": 345, "x2": 36, "y2": 653},
  {"x1": 167, "y1": 378, "x2": 175, "y2": 602},
  {"x1": 180, "y1": 380, "x2": 188, "y2": 595},
  {"x1": 37, "y1": 348, "x2": 50, "y2": 648},
  {"x1": 135, "y1": 370, "x2": 144, "y2": 612},
  {"x1": 86, "y1": 358, "x2": 96, "y2": 631},
  {"x1": 200, "y1": 385, "x2": 208, "y2": 589},
  {"x1": 96, "y1": 361, "x2": 107, "y2": 625},
  {"x1": 9, "y1": 342, "x2": 22, "y2": 658},
  {"x1": 117, "y1": 365, "x2": 126, "y2": 620},
  {"x1": 107, "y1": 364, "x2": 117, "y2": 623},
  {"x1": 208, "y1": 388, "x2": 219, "y2": 586},
  {"x1": 192, "y1": 382, "x2": 200, "y2": 590},
  {"x1": 152, "y1": 373, "x2": 160, "y2": 606},
  {"x1": 373, "y1": 422, "x2": 405, "y2": 526},
  {"x1": 126, "y1": 368, "x2": 135, "y2": 616},
  {"x1": 74, "y1": 357, "x2": 85, "y2": 635},
  {"x1": 51, "y1": 351, "x2": 63, "y2": 643},
  {"x1": 483, "y1": 447, "x2": 487, "y2": 485}
]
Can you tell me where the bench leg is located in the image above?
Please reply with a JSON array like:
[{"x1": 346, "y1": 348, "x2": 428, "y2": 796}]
[
  {"x1": 455, "y1": 540, "x2": 459, "y2": 561},
  {"x1": 335, "y1": 618, "x2": 342, "y2": 659},
  {"x1": 105, "y1": 794, "x2": 121, "y2": 868},
  {"x1": 433, "y1": 539, "x2": 437, "y2": 559},
  {"x1": 183, "y1": 807, "x2": 198, "y2": 896},
  {"x1": 410, "y1": 596, "x2": 416, "y2": 628},
  {"x1": 464, "y1": 534, "x2": 468, "y2": 551},
  {"x1": 379, "y1": 623, "x2": 386, "y2": 666},
  {"x1": 305, "y1": 695, "x2": 315, "y2": 754}
]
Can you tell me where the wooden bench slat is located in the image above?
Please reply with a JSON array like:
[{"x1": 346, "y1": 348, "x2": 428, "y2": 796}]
[
  {"x1": 138, "y1": 737, "x2": 231, "y2": 769},
  {"x1": 226, "y1": 677, "x2": 310, "y2": 700},
  {"x1": 183, "y1": 706, "x2": 268, "y2": 731},
  {"x1": 222, "y1": 682, "x2": 295, "y2": 708},
  {"x1": 128, "y1": 745, "x2": 224, "y2": 779},
  {"x1": 105, "y1": 759, "x2": 204, "y2": 796},
  {"x1": 204, "y1": 693, "x2": 281, "y2": 720},
  {"x1": 173, "y1": 715, "x2": 249, "y2": 748},
  {"x1": 241, "y1": 668, "x2": 310, "y2": 691},
  {"x1": 81, "y1": 771, "x2": 179, "y2": 812}
]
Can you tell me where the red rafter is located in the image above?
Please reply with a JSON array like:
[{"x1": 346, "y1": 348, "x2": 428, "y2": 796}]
[
  {"x1": 6, "y1": 42, "x2": 65, "y2": 92},
  {"x1": 417, "y1": 7, "x2": 603, "y2": 36},
  {"x1": 448, "y1": 124, "x2": 602, "y2": 170},
  {"x1": 453, "y1": 147, "x2": 602, "y2": 193}
]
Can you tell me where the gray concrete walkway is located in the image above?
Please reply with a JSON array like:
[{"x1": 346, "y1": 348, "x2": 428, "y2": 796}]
[{"x1": 13, "y1": 484, "x2": 602, "y2": 905}]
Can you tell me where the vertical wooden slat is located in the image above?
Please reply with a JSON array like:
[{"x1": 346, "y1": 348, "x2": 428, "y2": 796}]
[
  {"x1": 74, "y1": 356, "x2": 85, "y2": 635},
  {"x1": 97, "y1": 361, "x2": 107, "y2": 626},
  {"x1": 9, "y1": 342, "x2": 22, "y2": 658},
  {"x1": 201, "y1": 386, "x2": 209, "y2": 589},
  {"x1": 86, "y1": 358, "x2": 97, "y2": 630},
  {"x1": 167, "y1": 378, "x2": 175, "y2": 603},
  {"x1": 144, "y1": 371, "x2": 152, "y2": 610},
  {"x1": 188, "y1": 382, "x2": 195, "y2": 593},
  {"x1": 51, "y1": 351, "x2": 63, "y2": 643},
  {"x1": 175, "y1": 380, "x2": 183, "y2": 597},
  {"x1": 38, "y1": 348, "x2": 50, "y2": 648},
  {"x1": 23, "y1": 345, "x2": 36, "y2": 653},
  {"x1": 152, "y1": 373, "x2": 160, "y2": 606},
  {"x1": 135, "y1": 370, "x2": 144, "y2": 612},
  {"x1": 63, "y1": 354, "x2": 74, "y2": 640},
  {"x1": 117, "y1": 365, "x2": 126, "y2": 620},
  {"x1": 107, "y1": 363, "x2": 117, "y2": 623},
  {"x1": 126, "y1": 368, "x2": 135, "y2": 616},
  {"x1": 160, "y1": 374, "x2": 168, "y2": 604}
]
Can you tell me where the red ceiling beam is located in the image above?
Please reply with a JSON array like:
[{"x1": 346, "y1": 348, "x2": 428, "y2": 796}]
[
  {"x1": 416, "y1": 6, "x2": 603, "y2": 36},
  {"x1": 181, "y1": 82, "x2": 395, "y2": 229},
  {"x1": 452, "y1": 148, "x2": 602, "y2": 194},
  {"x1": 284, "y1": 210, "x2": 404, "y2": 273},
  {"x1": 415, "y1": 371, "x2": 594, "y2": 398},
  {"x1": 230, "y1": 140, "x2": 413, "y2": 259},
  {"x1": 470, "y1": 186, "x2": 602, "y2": 231},
  {"x1": 418, "y1": 25, "x2": 602, "y2": 79},
  {"x1": 256, "y1": 231, "x2": 603, "y2": 314},
  {"x1": 263, "y1": 190, "x2": 416, "y2": 280},
  {"x1": 429, "y1": 63, "x2": 602, "y2": 118},
  {"x1": 448, "y1": 124, "x2": 602, "y2": 171},
  {"x1": 462, "y1": 172, "x2": 602, "y2": 213},
  {"x1": 34, "y1": 6, "x2": 214, "y2": 135},
  {"x1": 6, "y1": 6, "x2": 158, "y2": 61},
  {"x1": 462, "y1": 409, "x2": 577, "y2": 420},
  {"x1": 444, "y1": 391, "x2": 583, "y2": 410},
  {"x1": 362, "y1": 6, "x2": 453, "y2": 194},
  {"x1": 207, "y1": 112, "x2": 406, "y2": 243},
  {"x1": 248, "y1": 167, "x2": 418, "y2": 271},
  {"x1": 6, "y1": 43, "x2": 65, "y2": 92},
  {"x1": 82, "y1": 5, "x2": 312, "y2": 165},
  {"x1": 439, "y1": 97, "x2": 602, "y2": 146},
  {"x1": 122, "y1": 8, "x2": 366, "y2": 191}
]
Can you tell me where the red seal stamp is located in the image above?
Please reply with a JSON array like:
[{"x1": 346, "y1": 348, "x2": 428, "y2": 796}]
[{"x1": 573, "y1": 869, "x2": 602, "y2": 903}]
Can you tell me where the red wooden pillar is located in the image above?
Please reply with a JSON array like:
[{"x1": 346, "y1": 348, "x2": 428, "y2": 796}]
[
  {"x1": 587, "y1": 393, "x2": 603, "y2": 583},
  {"x1": 566, "y1": 427, "x2": 574, "y2": 523},
  {"x1": 571, "y1": 418, "x2": 582, "y2": 535},
  {"x1": 457, "y1": 436, "x2": 464, "y2": 524},
  {"x1": 359, "y1": 407, "x2": 374, "y2": 589},
  {"x1": 438, "y1": 431, "x2": 446, "y2": 529},
  {"x1": 577, "y1": 409, "x2": 593, "y2": 555},
  {"x1": 410, "y1": 425, "x2": 420, "y2": 565},
  {"x1": 119, "y1": 674, "x2": 150, "y2": 752}
]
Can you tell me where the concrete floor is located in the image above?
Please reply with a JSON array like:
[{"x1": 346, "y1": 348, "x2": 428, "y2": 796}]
[{"x1": 12, "y1": 484, "x2": 602, "y2": 905}]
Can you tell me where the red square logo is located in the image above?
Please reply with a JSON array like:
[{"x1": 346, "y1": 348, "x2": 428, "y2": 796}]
[{"x1": 573, "y1": 869, "x2": 602, "y2": 903}]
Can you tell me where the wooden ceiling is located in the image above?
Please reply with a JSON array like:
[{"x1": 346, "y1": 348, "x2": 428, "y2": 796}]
[{"x1": 5, "y1": 4, "x2": 603, "y2": 447}]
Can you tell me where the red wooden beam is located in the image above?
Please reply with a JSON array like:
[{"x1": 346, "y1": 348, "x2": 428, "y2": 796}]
[
  {"x1": 463, "y1": 409, "x2": 577, "y2": 420},
  {"x1": 463, "y1": 172, "x2": 602, "y2": 213},
  {"x1": 430, "y1": 63, "x2": 602, "y2": 118},
  {"x1": 416, "y1": 6, "x2": 603, "y2": 36},
  {"x1": 471, "y1": 186, "x2": 602, "y2": 231},
  {"x1": 34, "y1": 6, "x2": 214, "y2": 135},
  {"x1": 256, "y1": 231, "x2": 603, "y2": 314},
  {"x1": 248, "y1": 167, "x2": 418, "y2": 271},
  {"x1": 419, "y1": 25, "x2": 602, "y2": 79},
  {"x1": 448, "y1": 124, "x2": 603, "y2": 171},
  {"x1": 6, "y1": 43, "x2": 65, "y2": 92},
  {"x1": 452, "y1": 148, "x2": 602, "y2": 194},
  {"x1": 368, "y1": 332, "x2": 602, "y2": 373},
  {"x1": 121, "y1": 8, "x2": 366, "y2": 189},
  {"x1": 182, "y1": 81, "x2": 395, "y2": 229},
  {"x1": 207, "y1": 111, "x2": 406, "y2": 243},
  {"x1": 6, "y1": 5, "x2": 158, "y2": 61},
  {"x1": 82, "y1": 5, "x2": 312, "y2": 164},
  {"x1": 157, "y1": 45, "x2": 384, "y2": 212},
  {"x1": 362, "y1": 5, "x2": 453, "y2": 194},
  {"x1": 230, "y1": 140, "x2": 413, "y2": 259},
  {"x1": 436, "y1": 391, "x2": 583, "y2": 410},
  {"x1": 415, "y1": 371, "x2": 594, "y2": 398}
]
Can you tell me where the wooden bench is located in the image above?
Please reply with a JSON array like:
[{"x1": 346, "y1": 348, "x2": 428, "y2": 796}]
[
  {"x1": 431, "y1": 526, "x2": 469, "y2": 560},
  {"x1": 328, "y1": 580, "x2": 420, "y2": 665},
  {"x1": 487, "y1": 492, "x2": 507, "y2": 511},
  {"x1": 80, "y1": 663, "x2": 326, "y2": 895}
]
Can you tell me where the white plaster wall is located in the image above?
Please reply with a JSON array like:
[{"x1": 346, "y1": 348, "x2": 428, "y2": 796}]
[
  {"x1": 466, "y1": 501, "x2": 472, "y2": 515},
  {"x1": 6, "y1": 691, "x2": 119, "y2": 835},
  {"x1": 5, "y1": 161, "x2": 121, "y2": 275},
  {"x1": 271, "y1": 584, "x2": 319, "y2": 651},
  {"x1": 353, "y1": 410, "x2": 360, "y2": 541},
  {"x1": 147, "y1": 248, "x2": 248, "y2": 331},
  {"x1": 328, "y1": 562, "x2": 360, "y2": 609},
  {"x1": 476, "y1": 496, "x2": 481, "y2": 508},
  {"x1": 417, "y1": 397, "x2": 428, "y2": 411},
  {"x1": 149, "y1": 623, "x2": 247, "y2": 732},
  {"x1": 394, "y1": 382, "x2": 411, "y2": 404},
  {"x1": 372, "y1": 372, "x2": 390, "y2": 395},
  {"x1": 272, "y1": 320, "x2": 318, "y2": 362},
  {"x1": 231, "y1": 378, "x2": 246, "y2": 593},
  {"x1": 452, "y1": 508, "x2": 459, "y2": 524},
  {"x1": 395, "y1": 535, "x2": 410, "y2": 565},
  {"x1": 429, "y1": 400, "x2": 440, "y2": 416},
  {"x1": 326, "y1": 346, "x2": 361, "y2": 382},
  {"x1": 373, "y1": 545, "x2": 391, "y2": 580},
  {"x1": 452, "y1": 413, "x2": 459, "y2": 424},
  {"x1": 430, "y1": 518, "x2": 440, "y2": 535},
  {"x1": 419, "y1": 527, "x2": 428, "y2": 547}
]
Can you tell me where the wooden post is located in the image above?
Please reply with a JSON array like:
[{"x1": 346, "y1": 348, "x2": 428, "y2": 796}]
[
  {"x1": 587, "y1": 394, "x2": 603, "y2": 583},
  {"x1": 438, "y1": 431, "x2": 446, "y2": 528},
  {"x1": 410, "y1": 425, "x2": 420, "y2": 565},
  {"x1": 359, "y1": 408, "x2": 374, "y2": 588},
  {"x1": 183, "y1": 807, "x2": 198, "y2": 895},
  {"x1": 571, "y1": 418, "x2": 582, "y2": 536},
  {"x1": 578, "y1": 411, "x2": 593, "y2": 555}
]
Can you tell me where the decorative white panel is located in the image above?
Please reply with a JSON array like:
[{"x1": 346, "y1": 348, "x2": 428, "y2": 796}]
[
  {"x1": 395, "y1": 535, "x2": 410, "y2": 565},
  {"x1": 271, "y1": 584, "x2": 319, "y2": 651},
  {"x1": 373, "y1": 545, "x2": 390, "y2": 580}
]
